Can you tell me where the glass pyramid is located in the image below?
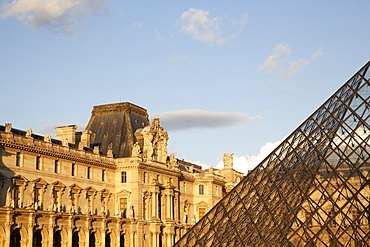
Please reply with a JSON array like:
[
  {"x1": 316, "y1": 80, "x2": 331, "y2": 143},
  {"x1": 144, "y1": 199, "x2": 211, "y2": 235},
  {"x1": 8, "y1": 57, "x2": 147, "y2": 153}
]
[{"x1": 174, "y1": 61, "x2": 370, "y2": 247}]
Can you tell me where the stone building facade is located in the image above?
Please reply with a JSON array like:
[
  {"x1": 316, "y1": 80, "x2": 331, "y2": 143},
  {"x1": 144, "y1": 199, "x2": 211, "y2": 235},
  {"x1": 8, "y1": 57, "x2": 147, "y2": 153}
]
[{"x1": 0, "y1": 102, "x2": 244, "y2": 247}]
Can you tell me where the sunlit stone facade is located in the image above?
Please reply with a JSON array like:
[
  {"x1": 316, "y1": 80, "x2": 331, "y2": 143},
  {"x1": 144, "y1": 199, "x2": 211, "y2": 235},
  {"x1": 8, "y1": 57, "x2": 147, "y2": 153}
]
[{"x1": 0, "y1": 102, "x2": 243, "y2": 247}]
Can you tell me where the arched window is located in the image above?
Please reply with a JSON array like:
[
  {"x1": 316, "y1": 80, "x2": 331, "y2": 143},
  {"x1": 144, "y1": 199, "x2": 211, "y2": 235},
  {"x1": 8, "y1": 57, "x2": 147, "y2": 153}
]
[
  {"x1": 120, "y1": 234, "x2": 125, "y2": 247},
  {"x1": 10, "y1": 228, "x2": 21, "y2": 247},
  {"x1": 33, "y1": 229, "x2": 42, "y2": 247},
  {"x1": 72, "y1": 231, "x2": 79, "y2": 247},
  {"x1": 53, "y1": 230, "x2": 61, "y2": 247},
  {"x1": 89, "y1": 232, "x2": 96, "y2": 247},
  {"x1": 105, "y1": 233, "x2": 111, "y2": 247}
]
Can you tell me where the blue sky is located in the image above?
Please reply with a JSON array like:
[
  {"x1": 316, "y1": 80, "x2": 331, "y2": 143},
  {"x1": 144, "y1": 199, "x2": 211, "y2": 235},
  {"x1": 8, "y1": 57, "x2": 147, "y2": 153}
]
[{"x1": 1, "y1": 0, "x2": 369, "y2": 173}]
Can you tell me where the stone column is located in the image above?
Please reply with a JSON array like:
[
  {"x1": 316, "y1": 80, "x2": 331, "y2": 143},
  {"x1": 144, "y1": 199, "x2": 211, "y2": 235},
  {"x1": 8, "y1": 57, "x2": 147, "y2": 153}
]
[
  {"x1": 152, "y1": 192, "x2": 158, "y2": 219},
  {"x1": 174, "y1": 194, "x2": 178, "y2": 222},
  {"x1": 4, "y1": 220, "x2": 11, "y2": 247},
  {"x1": 46, "y1": 224, "x2": 54, "y2": 247},
  {"x1": 148, "y1": 193, "x2": 152, "y2": 219},
  {"x1": 27, "y1": 224, "x2": 33, "y2": 247}
]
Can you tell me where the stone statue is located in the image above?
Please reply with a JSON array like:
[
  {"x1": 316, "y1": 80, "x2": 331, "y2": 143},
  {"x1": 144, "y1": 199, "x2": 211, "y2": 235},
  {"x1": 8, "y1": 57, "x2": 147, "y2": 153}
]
[
  {"x1": 223, "y1": 153, "x2": 234, "y2": 168},
  {"x1": 93, "y1": 146, "x2": 100, "y2": 154},
  {"x1": 169, "y1": 153, "x2": 176, "y2": 164},
  {"x1": 78, "y1": 142, "x2": 84, "y2": 150},
  {"x1": 49, "y1": 194, "x2": 55, "y2": 211},
  {"x1": 107, "y1": 149, "x2": 113, "y2": 158},
  {"x1": 143, "y1": 132, "x2": 153, "y2": 160},
  {"x1": 132, "y1": 142, "x2": 141, "y2": 157},
  {"x1": 107, "y1": 143, "x2": 114, "y2": 158},
  {"x1": 44, "y1": 134, "x2": 51, "y2": 143},
  {"x1": 62, "y1": 139, "x2": 69, "y2": 147},
  {"x1": 130, "y1": 206, "x2": 135, "y2": 219},
  {"x1": 5, "y1": 123, "x2": 12, "y2": 133},
  {"x1": 183, "y1": 201, "x2": 190, "y2": 223},
  {"x1": 26, "y1": 128, "x2": 32, "y2": 138},
  {"x1": 6, "y1": 187, "x2": 12, "y2": 207}
]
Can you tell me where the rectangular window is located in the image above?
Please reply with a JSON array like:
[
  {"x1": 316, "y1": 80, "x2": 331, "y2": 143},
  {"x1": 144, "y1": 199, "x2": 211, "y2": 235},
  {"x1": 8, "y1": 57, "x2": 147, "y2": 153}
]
[
  {"x1": 15, "y1": 152, "x2": 21, "y2": 167},
  {"x1": 87, "y1": 166, "x2": 91, "y2": 179},
  {"x1": 143, "y1": 172, "x2": 146, "y2": 183},
  {"x1": 120, "y1": 198, "x2": 128, "y2": 218},
  {"x1": 71, "y1": 163, "x2": 76, "y2": 176},
  {"x1": 199, "y1": 185, "x2": 204, "y2": 195},
  {"x1": 121, "y1": 171, "x2": 127, "y2": 183},
  {"x1": 199, "y1": 207, "x2": 206, "y2": 219},
  {"x1": 54, "y1": 160, "x2": 59, "y2": 173},
  {"x1": 36, "y1": 156, "x2": 41, "y2": 170},
  {"x1": 102, "y1": 170, "x2": 106, "y2": 182}
]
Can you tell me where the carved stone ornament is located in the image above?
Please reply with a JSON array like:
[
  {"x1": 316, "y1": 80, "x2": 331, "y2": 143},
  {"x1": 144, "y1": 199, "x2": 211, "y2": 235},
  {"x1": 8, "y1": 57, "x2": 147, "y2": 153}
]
[
  {"x1": 223, "y1": 153, "x2": 234, "y2": 168},
  {"x1": 93, "y1": 146, "x2": 100, "y2": 154},
  {"x1": 44, "y1": 134, "x2": 52, "y2": 143},
  {"x1": 25, "y1": 128, "x2": 32, "y2": 138},
  {"x1": 78, "y1": 142, "x2": 84, "y2": 150},
  {"x1": 62, "y1": 139, "x2": 69, "y2": 147},
  {"x1": 107, "y1": 149, "x2": 113, "y2": 158},
  {"x1": 132, "y1": 142, "x2": 141, "y2": 157},
  {"x1": 5, "y1": 123, "x2": 12, "y2": 132}
]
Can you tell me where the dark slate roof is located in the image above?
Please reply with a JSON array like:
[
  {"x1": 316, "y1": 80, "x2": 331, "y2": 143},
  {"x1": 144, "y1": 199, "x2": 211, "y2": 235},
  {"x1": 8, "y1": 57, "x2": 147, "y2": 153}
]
[
  {"x1": 0, "y1": 125, "x2": 63, "y2": 146},
  {"x1": 85, "y1": 102, "x2": 150, "y2": 158}
]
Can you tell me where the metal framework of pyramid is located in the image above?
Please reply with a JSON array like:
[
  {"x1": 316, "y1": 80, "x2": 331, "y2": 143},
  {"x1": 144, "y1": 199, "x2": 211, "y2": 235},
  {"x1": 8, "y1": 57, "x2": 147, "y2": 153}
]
[{"x1": 174, "y1": 61, "x2": 370, "y2": 247}]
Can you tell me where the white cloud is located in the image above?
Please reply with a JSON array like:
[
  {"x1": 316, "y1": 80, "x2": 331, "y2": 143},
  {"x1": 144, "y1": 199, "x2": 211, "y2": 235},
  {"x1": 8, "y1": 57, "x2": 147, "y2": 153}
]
[
  {"x1": 280, "y1": 58, "x2": 310, "y2": 78},
  {"x1": 177, "y1": 8, "x2": 247, "y2": 46},
  {"x1": 259, "y1": 44, "x2": 323, "y2": 78},
  {"x1": 258, "y1": 44, "x2": 292, "y2": 73},
  {"x1": 151, "y1": 109, "x2": 261, "y2": 131},
  {"x1": 216, "y1": 138, "x2": 284, "y2": 174},
  {"x1": 0, "y1": 0, "x2": 107, "y2": 35},
  {"x1": 311, "y1": 47, "x2": 323, "y2": 60}
]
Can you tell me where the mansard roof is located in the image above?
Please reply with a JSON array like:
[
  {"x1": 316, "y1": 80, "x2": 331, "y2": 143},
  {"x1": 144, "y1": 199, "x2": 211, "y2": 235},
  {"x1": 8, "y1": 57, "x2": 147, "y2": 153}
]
[{"x1": 85, "y1": 102, "x2": 150, "y2": 158}]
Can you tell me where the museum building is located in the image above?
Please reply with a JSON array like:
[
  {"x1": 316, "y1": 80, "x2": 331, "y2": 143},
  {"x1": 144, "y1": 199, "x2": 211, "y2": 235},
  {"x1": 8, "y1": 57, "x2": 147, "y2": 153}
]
[{"x1": 0, "y1": 102, "x2": 244, "y2": 247}]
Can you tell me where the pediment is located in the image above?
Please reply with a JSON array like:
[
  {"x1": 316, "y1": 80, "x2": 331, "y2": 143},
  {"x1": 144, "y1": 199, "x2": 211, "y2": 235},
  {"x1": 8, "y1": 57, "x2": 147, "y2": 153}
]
[
  {"x1": 12, "y1": 175, "x2": 29, "y2": 185},
  {"x1": 33, "y1": 178, "x2": 48, "y2": 185},
  {"x1": 116, "y1": 188, "x2": 131, "y2": 196},
  {"x1": 196, "y1": 201, "x2": 208, "y2": 207}
]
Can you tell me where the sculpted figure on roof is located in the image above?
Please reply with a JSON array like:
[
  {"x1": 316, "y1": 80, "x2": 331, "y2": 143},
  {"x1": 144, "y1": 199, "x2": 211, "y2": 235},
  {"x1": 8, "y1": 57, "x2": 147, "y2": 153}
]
[
  {"x1": 5, "y1": 123, "x2": 12, "y2": 133},
  {"x1": 44, "y1": 134, "x2": 51, "y2": 143},
  {"x1": 26, "y1": 128, "x2": 32, "y2": 138},
  {"x1": 142, "y1": 118, "x2": 168, "y2": 163},
  {"x1": 223, "y1": 153, "x2": 234, "y2": 168},
  {"x1": 132, "y1": 142, "x2": 141, "y2": 157}
]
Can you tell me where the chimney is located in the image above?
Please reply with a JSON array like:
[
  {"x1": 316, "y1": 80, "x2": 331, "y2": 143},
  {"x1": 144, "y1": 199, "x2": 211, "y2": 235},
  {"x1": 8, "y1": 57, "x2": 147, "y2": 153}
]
[
  {"x1": 55, "y1": 125, "x2": 78, "y2": 144},
  {"x1": 80, "y1": 130, "x2": 92, "y2": 148}
]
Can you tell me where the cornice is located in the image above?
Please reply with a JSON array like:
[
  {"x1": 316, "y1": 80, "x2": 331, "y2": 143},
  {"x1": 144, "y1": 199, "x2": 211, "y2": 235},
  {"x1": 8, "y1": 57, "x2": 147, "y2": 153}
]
[{"x1": 0, "y1": 139, "x2": 116, "y2": 169}]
